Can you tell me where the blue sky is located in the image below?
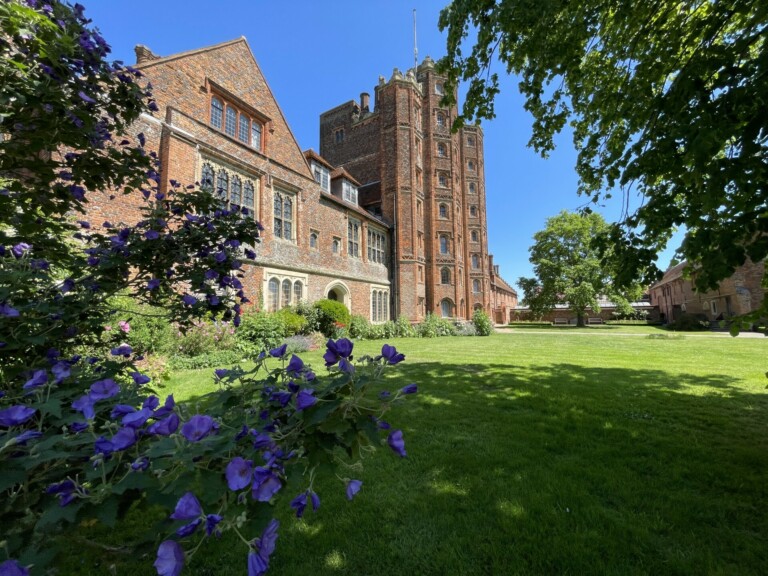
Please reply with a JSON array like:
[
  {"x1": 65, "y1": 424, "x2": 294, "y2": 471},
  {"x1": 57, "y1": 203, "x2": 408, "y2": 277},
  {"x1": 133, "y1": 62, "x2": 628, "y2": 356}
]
[{"x1": 85, "y1": 0, "x2": 680, "y2": 288}]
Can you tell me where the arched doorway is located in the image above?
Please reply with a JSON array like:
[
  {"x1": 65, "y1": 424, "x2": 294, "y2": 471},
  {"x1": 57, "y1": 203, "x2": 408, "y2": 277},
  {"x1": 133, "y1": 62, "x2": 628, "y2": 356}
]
[{"x1": 323, "y1": 281, "x2": 351, "y2": 310}]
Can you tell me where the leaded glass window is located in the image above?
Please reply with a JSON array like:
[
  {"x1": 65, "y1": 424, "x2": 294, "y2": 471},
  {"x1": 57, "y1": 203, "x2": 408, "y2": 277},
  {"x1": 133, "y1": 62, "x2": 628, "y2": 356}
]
[{"x1": 211, "y1": 97, "x2": 223, "y2": 129}]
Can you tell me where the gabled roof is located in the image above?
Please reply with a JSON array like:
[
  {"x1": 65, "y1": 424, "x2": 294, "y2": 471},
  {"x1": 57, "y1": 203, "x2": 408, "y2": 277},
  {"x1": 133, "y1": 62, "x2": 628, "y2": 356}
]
[
  {"x1": 651, "y1": 261, "x2": 688, "y2": 289},
  {"x1": 330, "y1": 167, "x2": 361, "y2": 187},
  {"x1": 303, "y1": 149, "x2": 334, "y2": 171},
  {"x1": 492, "y1": 275, "x2": 517, "y2": 295}
]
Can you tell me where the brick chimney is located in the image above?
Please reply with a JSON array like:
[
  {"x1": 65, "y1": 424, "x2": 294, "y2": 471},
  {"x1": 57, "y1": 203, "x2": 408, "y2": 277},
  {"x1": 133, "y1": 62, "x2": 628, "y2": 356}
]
[
  {"x1": 360, "y1": 92, "x2": 370, "y2": 113},
  {"x1": 134, "y1": 44, "x2": 159, "y2": 64}
]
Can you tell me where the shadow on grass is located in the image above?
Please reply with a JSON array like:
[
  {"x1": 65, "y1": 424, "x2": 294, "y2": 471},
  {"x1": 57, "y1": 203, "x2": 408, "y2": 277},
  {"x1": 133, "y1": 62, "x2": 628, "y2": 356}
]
[{"x1": 267, "y1": 361, "x2": 768, "y2": 576}]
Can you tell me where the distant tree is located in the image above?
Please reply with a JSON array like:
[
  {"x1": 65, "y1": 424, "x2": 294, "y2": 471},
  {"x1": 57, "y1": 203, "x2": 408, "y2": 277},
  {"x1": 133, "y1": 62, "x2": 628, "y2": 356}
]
[
  {"x1": 438, "y1": 0, "x2": 768, "y2": 312},
  {"x1": 518, "y1": 211, "x2": 641, "y2": 327}
]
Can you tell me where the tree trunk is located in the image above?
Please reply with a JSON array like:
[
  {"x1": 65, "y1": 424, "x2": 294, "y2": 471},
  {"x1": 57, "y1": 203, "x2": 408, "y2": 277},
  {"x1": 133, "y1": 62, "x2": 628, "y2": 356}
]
[{"x1": 576, "y1": 312, "x2": 585, "y2": 327}]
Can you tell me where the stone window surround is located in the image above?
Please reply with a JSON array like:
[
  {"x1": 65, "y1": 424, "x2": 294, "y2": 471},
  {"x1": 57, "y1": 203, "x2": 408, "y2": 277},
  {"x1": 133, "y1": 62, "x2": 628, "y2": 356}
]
[{"x1": 263, "y1": 268, "x2": 308, "y2": 312}]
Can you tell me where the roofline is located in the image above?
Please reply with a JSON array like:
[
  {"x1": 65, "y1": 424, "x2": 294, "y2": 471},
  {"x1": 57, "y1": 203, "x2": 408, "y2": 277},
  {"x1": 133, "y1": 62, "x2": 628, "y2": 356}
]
[{"x1": 134, "y1": 37, "x2": 246, "y2": 70}]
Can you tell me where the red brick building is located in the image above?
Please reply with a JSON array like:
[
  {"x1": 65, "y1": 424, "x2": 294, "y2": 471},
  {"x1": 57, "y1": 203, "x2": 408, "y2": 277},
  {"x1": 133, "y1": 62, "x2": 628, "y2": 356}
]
[
  {"x1": 319, "y1": 57, "x2": 501, "y2": 321},
  {"x1": 92, "y1": 40, "x2": 511, "y2": 323},
  {"x1": 649, "y1": 259, "x2": 765, "y2": 323}
]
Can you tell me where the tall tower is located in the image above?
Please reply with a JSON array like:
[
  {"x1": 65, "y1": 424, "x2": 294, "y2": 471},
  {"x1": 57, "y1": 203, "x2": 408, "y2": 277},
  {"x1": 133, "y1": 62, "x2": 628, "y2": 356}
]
[{"x1": 319, "y1": 57, "x2": 491, "y2": 321}]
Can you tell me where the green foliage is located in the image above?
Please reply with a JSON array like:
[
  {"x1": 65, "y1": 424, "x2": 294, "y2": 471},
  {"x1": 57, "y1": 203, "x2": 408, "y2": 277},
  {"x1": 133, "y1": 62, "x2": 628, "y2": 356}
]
[
  {"x1": 438, "y1": 0, "x2": 768, "y2": 309},
  {"x1": 312, "y1": 299, "x2": 352, "y2": 337},
  {"x1": 668, "y1": 313, "x2": 710, "y2": 332},
  {"x1": 275, "y1": 307, "x2": 307, "y2": 336},
  {"x1": 108, "y1": 296, "x2": 175, "y2": 356},
  {"x1": 167, "y1": 349, "x2": 243, "y2": 370},
  {"x1": 294, "y1": 300, "x2": 320, "y2": 334},
  {"x1": 175, "y1": 319, "x2": 237, "y2": 357},
  {"x1": 348, "y1": 314, "x2": 371, "y2": 339},
  {"x1": 235, "y1": 311, "x2": 286, "y2": 354},
  {"x1": 455, "y1": 321, "x2": 478, "y2": 336},
  {"x1": 416, "y1": 313, "x2": 458, "y2": 338},
  {"x1": 283, "y1": 334, "x2": 315, "y2": 354},
  {"x1": 394, "y1": 315, "x2": 417, "y2": 338},
  {"x1": 518, "y1": 211, "x2": 639, "y2": 327},
  {"x1": 472, "y1": 309, "x2": 494, "y2": 336}
]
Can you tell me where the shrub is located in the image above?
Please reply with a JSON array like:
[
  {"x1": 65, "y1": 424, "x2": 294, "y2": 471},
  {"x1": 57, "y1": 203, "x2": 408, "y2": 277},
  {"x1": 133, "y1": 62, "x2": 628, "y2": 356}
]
[
  {"x1": 283, "y1": 334, "x2": 315, "y2": 354},
  {"x1": 348, "y1": 314, "x2": 371, "y2": 339},
  {"x1": 108, "y1": 296, "x2": 176, "y2": 356},
  {"x1": 456, "y1": 322, "x2": 478, "y2": 336},
  {"x1": 668, "y1": 313, "x2": 710, "y2": 331},
  {"x1": 168, "y1": 349, "x2": 243, "y2": 370},
  {"x1": 175, "y1": 319, "x2": 237, "y2": 357},
  {"x1": 236, "y1": 311, "x2": 287, "y2": 355},
  {"x1": 313, "y1": 299, "x2": 352, "y2": 337},
  {"x1": 294, "y1": 300, "x2": 320, "y2": 334},
  {"x1": 394, "y1": 315, "x2": 417, "y2": 338},
  {"x1": 472, "y1": 309, "x2": 494, "y2": 336},
  {"x1": 416, "y1": 313, "x2": 458, "y2": 338},
  {"x1": 275, "y1": 307, "x2": 307, "y2": 336}
]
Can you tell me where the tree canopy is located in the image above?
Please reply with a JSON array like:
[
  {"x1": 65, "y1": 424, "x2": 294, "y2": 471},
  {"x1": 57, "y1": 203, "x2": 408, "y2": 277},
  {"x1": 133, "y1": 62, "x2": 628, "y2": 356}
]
[
  {"x1": 518, "y1": 211, "x2": 641, "y2": 326},
  {"x1": 438, "y1": 0, "x2": 768, "y2": 302}
]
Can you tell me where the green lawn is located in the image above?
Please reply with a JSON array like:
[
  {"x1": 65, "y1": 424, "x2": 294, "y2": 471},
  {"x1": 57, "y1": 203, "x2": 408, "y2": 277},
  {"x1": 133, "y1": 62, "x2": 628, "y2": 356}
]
[{"x1": 76, "y1": 332, "x2": 768, "y2": 575}]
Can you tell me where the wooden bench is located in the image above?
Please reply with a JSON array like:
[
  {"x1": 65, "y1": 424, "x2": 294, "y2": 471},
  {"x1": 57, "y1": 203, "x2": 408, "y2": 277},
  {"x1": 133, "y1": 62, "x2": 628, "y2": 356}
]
[
  {"x1": 588, "y1": 317, "x2": 604, "y2": 325},
  {"x1": 553, "y1": 318, "x2": 568, "y2": 325}
]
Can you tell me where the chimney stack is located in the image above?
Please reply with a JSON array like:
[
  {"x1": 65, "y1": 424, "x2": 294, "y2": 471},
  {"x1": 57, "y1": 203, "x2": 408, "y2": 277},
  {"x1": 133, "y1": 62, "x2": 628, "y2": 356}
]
[
  {"x1": 134, "y1": 44, "x2": 159, "y2": 64},
  {"x1": 360, "y1": 92, "x2": 370, "y2": 113}
]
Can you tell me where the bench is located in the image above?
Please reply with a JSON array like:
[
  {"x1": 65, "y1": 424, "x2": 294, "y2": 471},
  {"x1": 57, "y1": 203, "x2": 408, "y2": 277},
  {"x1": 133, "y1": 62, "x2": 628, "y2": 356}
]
[
  {"x1": 553, "y1": 318, "x2": 568, "y2": 325},
  {"x1": 588, "y1": 317, "x2": 604, "y2": 325}
]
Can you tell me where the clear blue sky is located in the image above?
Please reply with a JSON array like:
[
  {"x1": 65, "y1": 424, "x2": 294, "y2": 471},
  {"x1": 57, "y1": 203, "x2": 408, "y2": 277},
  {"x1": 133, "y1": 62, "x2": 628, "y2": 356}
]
[{"x1": 85, "y1": 0, "x2": 680, "y2": 288}]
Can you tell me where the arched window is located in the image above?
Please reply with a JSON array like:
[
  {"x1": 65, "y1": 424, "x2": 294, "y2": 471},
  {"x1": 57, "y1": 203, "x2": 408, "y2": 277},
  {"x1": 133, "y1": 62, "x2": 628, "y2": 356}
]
[
  {"x1": 470, "y1": 205, "x2": 478, "y2": 217},
  {"x1": 281, "y1": 279, "x2": 291, "y2": 308},
  {"x1": 215, "y1": 170, "x2": 229, "y2": 204},
  {"x1": 230, "y1": 176, "x2": 242, "y2": 211},
  {"x1": 293, "y1": 281, "x2": 303, "y2": 303},
  {"x1": 471, "y1": 230, "x2": 479, "y2": 242},
  {"x1": 268, "y1": 278, "x2": 279, "y2": 312},
  {"x1": 225, "y1": 106, "x2": 237, "y2": 137},
  {"x1": 473, "y1": 279, "x2": 481, "y2": 293},
  {"x1": 440, "y1": 299, "x2": 453, "y2": 318},
  {"x1": 439, "y1": 235, "x2": 449, "y2": 255},
  {"x1": 436, "y1": 112, "x2": 445, "y2": 127},
  {"x1": 210, "y1": 97, "x2": 223, "y2": 129},
  {"x1": 437, "y1": 142, "x2": 447, "y2": 157},
  {"x1": 309, "y1": 232, "x2": 318, "y2": 248},
  {"x1": 468, "y1": 160, "x2": 476, "y2": 172},
  {"x1": 243, "y1": 180, "x2": 255, "y2": 218},
  {"x1": 468, "y1": 182, "x2": 476, "y2": 194},
  {"x1": 474, "y1": 303, "x2": 483, "y2": 311},
  {"x1": 441, "y1": 267, "x2": 450, "y2": 284},
  {"x1": 472, "y1": 254, "x2": 480, "y2": 269},
  {"x1": 201, "y1": 163, "x2": 214, "y2": 194},
  {"x1": 439, "y1": 204, "x2": 448, "y2": 218},
  {"x1": 332, "y1": 238, "x2": 340, "y2": 254}
]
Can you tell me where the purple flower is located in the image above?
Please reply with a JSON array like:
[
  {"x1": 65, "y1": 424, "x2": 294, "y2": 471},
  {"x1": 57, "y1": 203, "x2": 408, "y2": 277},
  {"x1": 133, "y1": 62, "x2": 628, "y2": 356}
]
[
  {"x1": 130, "y1": 372, "x2": 151, "y2": 385},
  {"x1": 0, "y1": 405, "x2": 36, "y2": 427},
  {"x1": 154, "y1": 541, "x2": 184, "y2": 576},
  {"x1": 11, "y1": 243, "x2": 31, "y2": 258},
  {"x1": 249, "y1": 519, "x2": 279, "y2": 576},
  {"x1": 387, "y1": 429, "x2": 407, "y2": 457},
  {"x1": 206, "y1": 514, "x2": 222, "y2": 537},
  {"x1": 214, "y1": 250, "x2": 227, "y2": 263},
  {"x1": 245, "y1": 248, "x2": 256, "y2": 259},
  {"x1": 110, "y1": 344, "x2": 132, "y2": 357},
  {"x1": 147, "y1": 278, "x2": 160, "y2": 291},
  {"x1": 310, "y1": 491, "x2": 320, "y2": 511},
  {"x1": 78, "y1": 90, "x2": 96, "y2": 103},
  {"x1": 46, "y1": 479, "x2": 79, "y2": 507},
  {"x1": 110, "y1": 427, "x2": 138, "y2": 451},
  {"x1": 147, "y1": 413, "x2": 179, "y2": 436},
  {"x1": 153, "y1": 395, "x2": 176, "y2": 418},
  {"x1": 23, "y1": 369, "x2": 48, "y2": 390},
  {"x1": 323, "y1": 338, "x2": 354, "y2": 367},
  {"x1": 122, "y1": 407, "x2": 152, "y2": 428},
  {"x1": 143, "y1": 396, "x2": 160, "y2": 410},
  {"x1": 251, "y1": 432, "x2": 275, "y2": 450},
  {"x1": 77, "y1": 220, "x2": 91, "y2": 229},
  {"x1": 379, "y1": 391, "x2": 391, "y2": 400},
  {"x1": 145, "y1": 229, "x2": 160, "y2": 240},
  {"x1": 182, "y1": 294, "x2": 197, "y2": 306},
  {"x1": 60, "y1": 278, "x2": 75, "y2": 293},
  {"x1": 214, "y1": 368, "x2": 229, "y2": 379},
  {"x1": 204, "y1": 269, "x2": 218, "y2": 280},
  {"x1": 176, "y1": 518, "x2": 202, "y2": 537},
  {"x1": 400, "y1": 383, "x2": 418, "y2": 395},
  {"x1": 290, "y1": 492, "x2": 308, "y2": 517},
  {"x1": 0, "y1": 303, "x2": 20, "y2": 317},
  {"x1": 269, "y1": 344, "x2": 287, "y2": 358},
  {"x1": 69, "y1": 421, "x2": 88, "y2": 433},
  {"x1": 170, "y1": 492, "x2": 203, "y2": 521},
  {"x1": 181, "y1": 415, "x2": 217, "y2": 442},
  {"x1": 270, "y1": 391, "x2": 292, "y2": 407},
  {"x1": 131, "y1": 457, "x2": 150, "y2": 471},
  {"x1": 12, "y1": 430, "x2": 43, "y2": 445},
  {"x1": 346, "y1": 479, "x2": 363, "y2": 500},
  {"x1": 0, "y1": 559, "x2": 29, "y2": 576},
  {"x1": 89, "y1": 378, "x2": 120, "y2": 400},
  {"x1": 225, "y1": 457, "x2": 253, "y2": 491},
  {"x1": 51, "y1": 361, "x2": 71, "y2": 383},
  {"x1": 286, "y1": 354, "x2": 304, "y2": 376},
  {"x1": 295, "y1": 389, "x2": 317, "y2": 411},
  {"x1": 381, "y1": 344, "x2": 405, "y2": 364},
  {"x1": 110, "y1": 404, "x2": 135, "y2": 419},
  {"x1": 251, "y1": 469, "x2": 282, "y2": 502}
]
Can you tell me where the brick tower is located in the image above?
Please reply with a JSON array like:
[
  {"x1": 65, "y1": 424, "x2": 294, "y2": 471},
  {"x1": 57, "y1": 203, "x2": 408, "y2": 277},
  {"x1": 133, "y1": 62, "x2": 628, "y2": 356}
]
[{"x1": 320, "y1": 56, "x2": 491, "y2": 322}]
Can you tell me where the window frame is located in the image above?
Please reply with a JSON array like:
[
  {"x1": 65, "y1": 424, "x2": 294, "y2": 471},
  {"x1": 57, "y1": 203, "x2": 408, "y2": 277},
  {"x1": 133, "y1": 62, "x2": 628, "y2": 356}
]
[
  {"x1": 273, "y1": 188, "x2": 295, "y2": 242},
  {"x1": 347, "y1": 218, "x2": 361, "y2": 258},
  {"x1": 208, "y1": 91, "x2": 265, "y2": 152}
]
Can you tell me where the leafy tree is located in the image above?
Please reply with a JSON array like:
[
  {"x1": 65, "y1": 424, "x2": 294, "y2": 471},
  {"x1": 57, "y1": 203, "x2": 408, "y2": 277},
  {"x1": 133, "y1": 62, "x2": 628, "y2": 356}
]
[
  {"x1": 438, "y1": 0, "x2": 768, "y2": 313},
  {"x1": 518, "y1": 211, "x2": 640, "y2": 326}
]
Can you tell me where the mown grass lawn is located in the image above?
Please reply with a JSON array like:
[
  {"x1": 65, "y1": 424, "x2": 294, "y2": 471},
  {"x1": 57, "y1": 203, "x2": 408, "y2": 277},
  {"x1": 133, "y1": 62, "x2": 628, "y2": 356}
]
[{"x1": 73, "y1": 330, "x2": 768, "y2": 575}]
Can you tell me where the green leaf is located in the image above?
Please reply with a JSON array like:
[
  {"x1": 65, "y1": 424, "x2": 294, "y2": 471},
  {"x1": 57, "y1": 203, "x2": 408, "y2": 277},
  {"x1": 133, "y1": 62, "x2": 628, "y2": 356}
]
[{"x1": 36, "y1": 501, "x2": 82, "y2": 529}]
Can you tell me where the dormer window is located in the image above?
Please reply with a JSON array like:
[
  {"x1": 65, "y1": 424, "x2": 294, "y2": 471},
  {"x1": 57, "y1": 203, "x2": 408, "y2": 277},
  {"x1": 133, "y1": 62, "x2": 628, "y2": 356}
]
[
  {"x1": 342, "y1": 180, "x2": 358, "y2": 205},
  {"x1": 313, "y1": 163, "x2": 330, "y2": 192}
]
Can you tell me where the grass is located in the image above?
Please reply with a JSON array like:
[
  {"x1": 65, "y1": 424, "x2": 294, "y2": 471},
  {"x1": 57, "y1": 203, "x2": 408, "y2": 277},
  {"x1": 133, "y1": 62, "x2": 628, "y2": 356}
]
[{"x1": 68, "y1": 332, "x2": 768, "y2": 575}]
